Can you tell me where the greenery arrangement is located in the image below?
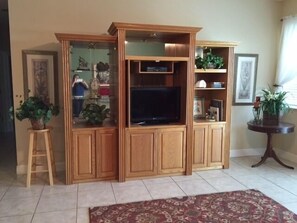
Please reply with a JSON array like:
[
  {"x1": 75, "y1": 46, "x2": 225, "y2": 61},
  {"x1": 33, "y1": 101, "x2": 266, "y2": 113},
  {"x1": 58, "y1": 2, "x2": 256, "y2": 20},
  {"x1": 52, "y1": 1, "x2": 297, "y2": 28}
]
[
  {"x1": 11, "y1": 96, "x2": 59, "y2": 129},
  {"x1": 195, "y1": 49, "x2": 224, "y2": 70},
  {"x1": 13, "y1": 96, "x2": 59, "y2": 122},
  {"x1": 82, "y1": 103, "x2": 110, "y2": 125},
  {"x1": 261, "y1": 88, "x2": 290, "y2": 116}
]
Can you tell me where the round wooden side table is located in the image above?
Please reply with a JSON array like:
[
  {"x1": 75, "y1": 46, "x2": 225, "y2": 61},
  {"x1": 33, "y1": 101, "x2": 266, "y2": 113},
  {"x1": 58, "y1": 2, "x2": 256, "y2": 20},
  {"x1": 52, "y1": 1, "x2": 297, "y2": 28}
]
[{"x1": 247, "y1": 121, "x2": 295, "y2": 169}]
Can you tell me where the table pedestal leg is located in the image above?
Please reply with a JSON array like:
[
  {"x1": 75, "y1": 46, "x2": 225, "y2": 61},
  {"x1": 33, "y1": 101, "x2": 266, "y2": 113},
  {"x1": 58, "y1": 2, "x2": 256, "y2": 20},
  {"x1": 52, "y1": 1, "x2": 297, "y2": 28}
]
[{"x1": 251, "y1": 133, "x2": 294, "y2": 169}]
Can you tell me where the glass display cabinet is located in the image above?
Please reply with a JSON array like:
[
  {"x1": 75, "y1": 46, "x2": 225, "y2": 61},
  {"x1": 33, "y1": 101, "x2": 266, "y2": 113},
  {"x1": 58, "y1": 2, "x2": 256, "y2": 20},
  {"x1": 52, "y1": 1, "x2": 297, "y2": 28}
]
[{"x1": 56, "y1": 33, "x2": 118, "y2": 184}]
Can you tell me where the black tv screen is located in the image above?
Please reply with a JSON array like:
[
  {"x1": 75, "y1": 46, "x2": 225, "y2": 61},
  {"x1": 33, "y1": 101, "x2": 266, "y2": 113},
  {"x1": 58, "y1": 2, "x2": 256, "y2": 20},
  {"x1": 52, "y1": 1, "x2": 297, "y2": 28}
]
[{"x1": 130, "y1": 87, "x2": 181, "y2": 125}]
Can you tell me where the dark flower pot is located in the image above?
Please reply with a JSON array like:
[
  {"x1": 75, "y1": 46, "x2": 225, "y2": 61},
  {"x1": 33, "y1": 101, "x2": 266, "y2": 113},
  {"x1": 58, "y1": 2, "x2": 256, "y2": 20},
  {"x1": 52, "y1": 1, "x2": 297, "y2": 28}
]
[
  {"x1": 262, "y1": 112, "x2": 279, "y2": 125},
  {"x1": 30, "y1": 119, "x2": 45, "y2": 130}
]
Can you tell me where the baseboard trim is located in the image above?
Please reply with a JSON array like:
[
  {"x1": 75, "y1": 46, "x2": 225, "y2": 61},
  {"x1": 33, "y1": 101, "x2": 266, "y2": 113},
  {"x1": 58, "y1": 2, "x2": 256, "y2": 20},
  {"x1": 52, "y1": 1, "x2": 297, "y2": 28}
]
[
  {"x1": 230, "y1": 148, "x2": 297, "y2": 164},
  {"x1": 230, "y1": 148, "x2": 265, "y2": 157},
  {"x1": 16, "y1": 149, "x2": 297, "y2": 174},
  {"x1": 274, "y1": 148, "x2": 297, "y2": 164},
  {"x1": 16, "y1": 162, "x2": 65, "y2": 175}
]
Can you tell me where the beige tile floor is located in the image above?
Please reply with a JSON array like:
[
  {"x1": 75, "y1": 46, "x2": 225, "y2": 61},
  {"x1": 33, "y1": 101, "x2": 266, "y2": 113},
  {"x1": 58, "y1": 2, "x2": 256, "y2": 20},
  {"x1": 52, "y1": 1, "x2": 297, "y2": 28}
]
[{"x1": 1, "y1": 156, "x2": 297, "y2": 223}]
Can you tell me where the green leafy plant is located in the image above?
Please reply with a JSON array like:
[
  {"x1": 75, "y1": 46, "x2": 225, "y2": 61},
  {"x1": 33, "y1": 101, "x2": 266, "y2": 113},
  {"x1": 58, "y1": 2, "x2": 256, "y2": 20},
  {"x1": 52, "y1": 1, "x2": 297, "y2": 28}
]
[
  {"x1": 11, "y1": 96, "x2": 59, "y2": 123},
  {"x1": 82, "y1": 103, "x2": 110, "y2": 125},
  {"x1": 261, "y1": 88, "x2": 290, "y2": 116},
  {"x1": 195, "y1": 49, "x2": 224, "y2": 70}
]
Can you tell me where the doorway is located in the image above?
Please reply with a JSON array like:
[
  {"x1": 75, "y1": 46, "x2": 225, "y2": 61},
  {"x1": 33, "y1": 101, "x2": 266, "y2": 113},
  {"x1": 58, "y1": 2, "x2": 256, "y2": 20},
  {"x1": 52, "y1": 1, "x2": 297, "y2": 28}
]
[{"x1": 0, "y1": 0, "x2": 16, "y2": 171}]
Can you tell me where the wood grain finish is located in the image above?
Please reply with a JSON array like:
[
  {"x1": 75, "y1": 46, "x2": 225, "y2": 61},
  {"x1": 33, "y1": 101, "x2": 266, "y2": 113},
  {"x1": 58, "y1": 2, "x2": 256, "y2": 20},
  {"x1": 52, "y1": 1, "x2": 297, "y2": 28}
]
[
  {"x1": 125, "y1": 127, "x2": 186, "y2": 178},
  {"x1": 108, "y1": 22, "x2": 201, "y2": 37},
  {"x1": 208, "y1": 123, "x2": 225, "y2": 167},
  {"x1": 193, "y1": 123, "x2": 225, "y2": 169},
  {"x1": 72, "y1": 130, "x2": 96, "y2": 180},
  {"x1": 223, "y1": 47, "x2": 235, "y2": 168},
  {"x1": 125, "y1": 55, "x2": 189, "y2": 61},
  {"x1": 96, "y1": 128, "x2": 118, "y2": 178},
  {"x1": 196, "y1": 40, "x2": 238, "y2": 48},
  {"x1": 193, "y1": 125, "x2": 208, "y2": 168},
  {"x1": 72, "y1": 128, "x2": 117, "y2": 182},
  {"x1": 56, "y1": 33, "x2": 117, "y2": 184},
  {"x1": 60, "y1": 40, "x2": 72, "y2": 184},
  {"x1": 55, "y1": 33, "x2": 116, "y2": 43},
  {"x1": 194, "y1": 41, "x2": 236, "y2": 170},
  {"x1": 158, "y1": 128, "x2": 186, "y2": 174},
  {"x1": 111, "y1": 22, "x2": 200, "y2": 181},
  {"x1": 125, "y1": 129, "x2": 157, "y2": 177},
  {"x1": 56, "y1": 24, "x2": 236, "y2": 184}
]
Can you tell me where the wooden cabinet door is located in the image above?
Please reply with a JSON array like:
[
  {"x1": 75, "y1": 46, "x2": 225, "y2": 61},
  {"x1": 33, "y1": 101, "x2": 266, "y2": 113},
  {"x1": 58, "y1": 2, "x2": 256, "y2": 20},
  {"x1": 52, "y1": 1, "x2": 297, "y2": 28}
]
[
  {"x1": 158, "y1": 127, "x2": 186, "y2": 174},
  {"x1": 73, "y1": 130, "x2": 96, "y2": 180},
  {"x1": 125, "y1": 129, "x2": 157, "y2": 177},
  {"x1": 208, "y1": 123, "x2": 225, "y2": 167},
  {"x1": 193, "y1": 124, "x2": 208, "y2": 168},
  {"x1": 96, "y1": 128, "x2": 117, "y2": 179}
]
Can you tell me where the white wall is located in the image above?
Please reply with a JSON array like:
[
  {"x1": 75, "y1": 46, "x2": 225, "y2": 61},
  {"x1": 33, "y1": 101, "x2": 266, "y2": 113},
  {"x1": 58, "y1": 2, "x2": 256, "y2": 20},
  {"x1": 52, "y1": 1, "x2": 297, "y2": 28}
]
[{"x1": 9, "y1": 0, "x2": 286, "y2": 173}]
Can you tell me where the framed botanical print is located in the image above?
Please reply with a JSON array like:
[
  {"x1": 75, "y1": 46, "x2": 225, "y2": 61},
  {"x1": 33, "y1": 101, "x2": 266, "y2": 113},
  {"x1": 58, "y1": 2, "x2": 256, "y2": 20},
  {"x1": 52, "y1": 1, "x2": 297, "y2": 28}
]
[
  {"x1": 22, "y1": 50, "x2": 58, "y2": 104},
  {"x1": 233, "y1": 54, "x2": 258, "y2": 105}
]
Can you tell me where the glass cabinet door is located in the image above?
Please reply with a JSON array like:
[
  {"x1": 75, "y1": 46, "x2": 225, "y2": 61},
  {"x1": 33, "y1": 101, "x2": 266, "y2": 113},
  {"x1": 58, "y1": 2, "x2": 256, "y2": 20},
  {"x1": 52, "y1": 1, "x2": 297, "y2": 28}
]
[{"x1": 70, "y1": 41, "x2": 117, "y2": 127}]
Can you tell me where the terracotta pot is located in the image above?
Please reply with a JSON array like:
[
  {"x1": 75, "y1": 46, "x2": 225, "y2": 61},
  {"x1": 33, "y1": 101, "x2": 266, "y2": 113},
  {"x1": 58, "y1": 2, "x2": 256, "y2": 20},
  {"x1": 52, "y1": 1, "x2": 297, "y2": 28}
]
[
  {"x1": 262, "y1": 112, "x2": 279, "y2": 125},
  {"x1": 30, "y1": 119, "x2": 45, "y2": 130}
]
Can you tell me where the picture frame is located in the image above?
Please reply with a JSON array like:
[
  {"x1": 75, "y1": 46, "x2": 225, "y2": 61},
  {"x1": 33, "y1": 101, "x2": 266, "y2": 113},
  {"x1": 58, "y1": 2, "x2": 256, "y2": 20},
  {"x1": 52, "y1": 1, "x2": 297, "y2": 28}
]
[
  {"x1": 193, "y1": 97, "x2": 205, "y2": 119},
  {"x1": 233, "y1": 54, "x2": 258, "y2": 105},
  {"x1": 22, "y1": 50, "x2": 58, "y2": 105}
]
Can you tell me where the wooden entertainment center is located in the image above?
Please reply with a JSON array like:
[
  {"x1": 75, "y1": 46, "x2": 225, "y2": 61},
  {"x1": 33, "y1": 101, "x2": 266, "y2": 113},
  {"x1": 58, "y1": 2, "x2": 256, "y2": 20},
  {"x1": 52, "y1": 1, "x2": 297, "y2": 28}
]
[{"x1": 56, "y1": 22, "x2": 236, "y2": 184}]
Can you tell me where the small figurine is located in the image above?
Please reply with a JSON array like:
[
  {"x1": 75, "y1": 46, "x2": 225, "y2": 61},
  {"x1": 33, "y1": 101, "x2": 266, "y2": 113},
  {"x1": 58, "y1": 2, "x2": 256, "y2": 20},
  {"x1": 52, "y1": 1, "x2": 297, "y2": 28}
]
[{"x1": 77, "y1": 56, "x2": 89, "y2": 70}]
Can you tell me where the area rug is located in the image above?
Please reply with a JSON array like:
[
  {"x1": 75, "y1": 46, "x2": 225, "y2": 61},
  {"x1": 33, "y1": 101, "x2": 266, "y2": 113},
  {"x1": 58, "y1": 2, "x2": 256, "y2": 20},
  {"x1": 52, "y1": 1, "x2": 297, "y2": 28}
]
[{"x1": 89, "y1": 189, "x2": 297, "y2": 223}]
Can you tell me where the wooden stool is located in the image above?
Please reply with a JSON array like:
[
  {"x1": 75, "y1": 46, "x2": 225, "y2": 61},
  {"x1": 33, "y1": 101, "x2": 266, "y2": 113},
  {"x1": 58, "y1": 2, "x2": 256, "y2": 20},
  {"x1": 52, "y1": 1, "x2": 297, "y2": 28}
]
[{"x1": 26, "y1": 127, "x2": 56, "y2": 187}]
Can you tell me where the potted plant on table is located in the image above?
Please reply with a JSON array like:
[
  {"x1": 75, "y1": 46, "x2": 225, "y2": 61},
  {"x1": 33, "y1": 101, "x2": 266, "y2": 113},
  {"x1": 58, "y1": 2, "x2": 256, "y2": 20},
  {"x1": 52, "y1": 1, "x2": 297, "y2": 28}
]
[
  {"x1": 11, "y1": 96, "x2": 59, "y2": 130},
  {"x1": 260, "y1": 87, "x2": 290, "y2": 125}
]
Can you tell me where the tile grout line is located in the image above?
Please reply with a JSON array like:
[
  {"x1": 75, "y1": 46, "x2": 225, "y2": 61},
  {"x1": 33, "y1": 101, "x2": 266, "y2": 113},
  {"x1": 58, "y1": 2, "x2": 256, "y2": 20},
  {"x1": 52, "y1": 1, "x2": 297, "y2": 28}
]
[
  {"x1": 76, "y1": 183, "x2": 79, "y2": 223},
  {"x1": 110, "y1": 182, "x2": 119, "y2": 204},
  {"x1": 30, "y1": 183, "x2": 45, "y2": 223},
  {"x1": 141, "y1": 179, "x2": 154, "y2": 200}
]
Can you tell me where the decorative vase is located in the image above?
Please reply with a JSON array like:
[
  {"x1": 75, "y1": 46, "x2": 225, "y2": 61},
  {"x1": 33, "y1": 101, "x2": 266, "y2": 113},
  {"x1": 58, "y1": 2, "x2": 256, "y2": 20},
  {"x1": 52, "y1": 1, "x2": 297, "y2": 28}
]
[
  {"x1": 30, "y1": 119, "x2": 45, "y2": 130},
  {"x1": 252, "y1": 108, "x2": 261, "y2": 124},
  {"x1": 262, "y1": 112, "x2": 279, "y2": 125},
  {"x1": 207, "y1": 63, "x2": 216, "y2": 69}
]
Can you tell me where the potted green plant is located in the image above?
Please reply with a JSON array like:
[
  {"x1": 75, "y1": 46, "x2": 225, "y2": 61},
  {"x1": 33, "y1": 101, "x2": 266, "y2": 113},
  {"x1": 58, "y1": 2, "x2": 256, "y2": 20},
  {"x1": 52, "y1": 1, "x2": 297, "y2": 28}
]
[
  {"x1": 260, "y1": 87, "x2": 290, "y2": 125},
  {"x1": 195, "y1": 49, "x2": 224, "y2": 70},
  {"x1": 11, "y1": 96, "x2": 59, "y2": 130},
  {"x1": 82, "y1": 103, "x2": 110, "y2": 125}
]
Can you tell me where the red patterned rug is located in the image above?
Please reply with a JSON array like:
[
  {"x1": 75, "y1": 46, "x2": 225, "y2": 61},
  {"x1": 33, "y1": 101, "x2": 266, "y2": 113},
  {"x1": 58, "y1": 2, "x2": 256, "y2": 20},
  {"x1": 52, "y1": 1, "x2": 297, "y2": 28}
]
[{"x1": 89, "y1": 189, "x2": 297, "y2": 222}]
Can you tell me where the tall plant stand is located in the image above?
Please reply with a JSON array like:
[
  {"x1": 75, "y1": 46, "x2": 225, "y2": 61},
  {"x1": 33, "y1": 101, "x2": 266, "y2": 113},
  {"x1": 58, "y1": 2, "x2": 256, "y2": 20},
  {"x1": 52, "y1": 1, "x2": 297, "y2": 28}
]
[
  {"x1": 26, "y1": 127, "x2": 56, "y2": 187},
  {"x1": 247, "y1": 121, "x2": 295, "y2": 169}
]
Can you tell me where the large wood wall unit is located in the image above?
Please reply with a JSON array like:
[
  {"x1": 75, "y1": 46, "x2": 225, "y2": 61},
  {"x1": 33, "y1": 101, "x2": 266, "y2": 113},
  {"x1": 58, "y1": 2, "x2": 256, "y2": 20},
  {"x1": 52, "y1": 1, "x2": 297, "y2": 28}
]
[{"x1": 56, "y1": 23, "x2": 236, "y2": 184}]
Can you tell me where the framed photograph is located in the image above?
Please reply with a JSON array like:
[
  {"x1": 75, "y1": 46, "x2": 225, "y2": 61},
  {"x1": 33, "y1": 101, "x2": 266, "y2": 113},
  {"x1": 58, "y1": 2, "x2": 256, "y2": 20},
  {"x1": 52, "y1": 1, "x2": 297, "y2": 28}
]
[
  {"x1": 22, "y1": 50, "x2": 58, "y2": 105},
  {"x1": 193, "y1": 97, "x2": 205, "y2": 119},
  {"x1": 233, "y1": 54, "x2": 258, "y2": 105}
]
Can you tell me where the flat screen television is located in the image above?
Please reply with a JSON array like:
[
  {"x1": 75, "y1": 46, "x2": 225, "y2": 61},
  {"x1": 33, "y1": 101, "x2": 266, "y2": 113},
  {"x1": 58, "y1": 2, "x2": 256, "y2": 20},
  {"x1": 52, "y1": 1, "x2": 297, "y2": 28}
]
[{"x1": 130, "y1": 86, "x2": 181, "y2": 125}]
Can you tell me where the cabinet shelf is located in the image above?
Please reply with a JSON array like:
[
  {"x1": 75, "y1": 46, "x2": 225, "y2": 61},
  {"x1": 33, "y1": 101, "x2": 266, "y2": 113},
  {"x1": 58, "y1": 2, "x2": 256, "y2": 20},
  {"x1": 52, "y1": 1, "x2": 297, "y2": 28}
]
[
  {"x1": 72, "y1": 69, "x2": 91, "y2": 72},
  {"x1": 195, "y1": 69, "x2": 227, "y2": 73},
  {"x1": 126, "y1": 55, "x2": 189, "y2": 62},
  {"x1": 194, "y1": 87, "x2": 226, "y2": 90},
  {"x1": 193, "y1": 120, "x2": 226, "y2": 125},
  {"x1": 136, "y1": 60, "x2": 174, "y2": 74}
]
